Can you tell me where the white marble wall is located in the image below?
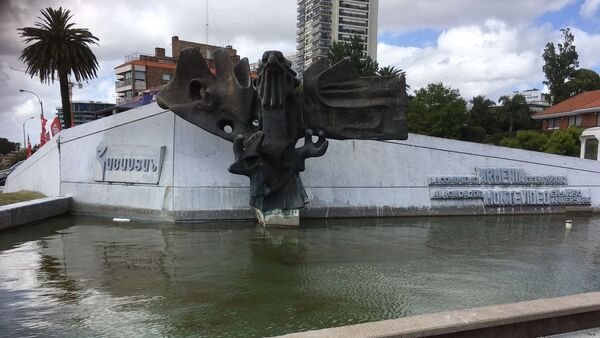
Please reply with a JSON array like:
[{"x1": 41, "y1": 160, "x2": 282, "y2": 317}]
[{"x1": 6, "y1": 102, "x2": 600, "y2": 220}]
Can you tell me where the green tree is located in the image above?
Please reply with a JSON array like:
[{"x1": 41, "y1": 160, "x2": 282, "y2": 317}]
[
  {"x1": 469, "y1": 95, "x2": 497, "y2": 134},
  {"x1": 0, "y1": 138, "x2": 18, "y2": 155},
  {"x1": 544, "y1": 127, "x2": 582, "y2": 157},
  {"x1": 18, "y1": 7, "x2": 99, "y2": 129},
  {"x1": 568, "y1": 68, "x2": 600, "y2": 96},
  {"x1": 497, "y1": 94, "x2": 532, "y2": 132},
  {"x1": 500, "y1": 130, "x2": 549, "y2": 151},
  {"x1": 499, "y1": 137, "x2": 522, "y2": 149},
  {"x1": 407, "y1": 83, "x2": 468, "y2": 139},
  {"x1": 378, "y1": 65, "x2": 404, "y2": 76},
  {"x1": 515, "y1": 130, "x2": 549, "y2": 151},
  {"x1": 542, "y1": 28, "x2": 579, "y2": 104},
  {"x1": 328, "y1": 34, "x2": 378, "y2": 76}
]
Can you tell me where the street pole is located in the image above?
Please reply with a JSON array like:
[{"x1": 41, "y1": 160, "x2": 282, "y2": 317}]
[
  {"x1": 22, "y1": 117, "x2": 35, "y2": 151},
  {"x1": 19, "y1": 89, "x2": 44, "y2": 119}
]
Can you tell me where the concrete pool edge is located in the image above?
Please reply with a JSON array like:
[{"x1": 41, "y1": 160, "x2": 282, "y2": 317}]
[
  {"x1": 275, "y1": 292, "x2": 600, "y2": 338},
  {"x1": 67, "y1": 201, "x2": 599, "y2": 223},
  {"x1": 0, "y1": 197, "x2": 72, "y2": 231}
]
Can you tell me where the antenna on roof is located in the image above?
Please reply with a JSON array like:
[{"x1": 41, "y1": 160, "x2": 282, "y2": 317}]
[{"x1": 205, "y1": 0, "x2": 209, "y2": 44}]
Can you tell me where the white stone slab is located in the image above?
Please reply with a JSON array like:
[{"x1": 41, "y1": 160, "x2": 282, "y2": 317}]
[
  {"x1": 5, "y1": 101, "x2": 600, "y2": 221},
  {"x1": 94, "y1": 144, "x2": 166, "y2": 184}
]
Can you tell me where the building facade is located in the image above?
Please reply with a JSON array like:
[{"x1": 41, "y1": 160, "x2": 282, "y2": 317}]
[
  {"x1": 296, "y1": 0, "x2": 379, "y2": 75},
  {"x1": 57, "y1": 101, "x2": 115, "y2": 126},
  {"x1": 513, "y1": 89, "x2": 551, "y2": 112},
  {"x1": 532, "y1": 90, "x2": 600, "y2": 130},
  {"x1": 114, "y1": 36, "x2": 239, "y2": 104}
]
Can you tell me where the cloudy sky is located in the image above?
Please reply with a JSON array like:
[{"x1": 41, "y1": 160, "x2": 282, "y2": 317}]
[{"x1": 1, "y1": 0, "x2": 599, "y2": 145}]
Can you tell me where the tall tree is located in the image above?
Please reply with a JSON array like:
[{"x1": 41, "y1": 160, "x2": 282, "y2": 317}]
[
  {"x1": 18, "y1": 7, "x2": 99, "y2": 129},
  {"x1": 328, "y1": 34, "x2": 378, "y2": 76},
  {"x1": 542, "y1": 28, "x2": 579, "y2": 104},
  {"x1": 0, "y1": 138, "x2": 18, "y2": 155},
  {"x1": 568, "y1": 68, "x2": 600, "y2": 96},
  {"x1": 497, "y1": 94, "x2": 532, "y2": 133},
  {"x1": 407, "y1": 83, "x2": 468, "y2": 139},
  {"x1": 469, "y1": 95, "x2": 497, "y2": 134},
  {"x1": 377, "y1": 65, "x2": 404, "y2": 76}
]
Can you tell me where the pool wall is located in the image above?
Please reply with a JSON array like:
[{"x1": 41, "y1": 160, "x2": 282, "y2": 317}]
[
  {"x1": 6, "y1": 103, "x2": 600, "y2": 221},
  {"x1": 276, "y1": 292, "x2": 600, "y2": 338}
]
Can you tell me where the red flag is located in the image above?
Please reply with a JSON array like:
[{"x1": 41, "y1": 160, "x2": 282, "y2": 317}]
[
  {"x1": 26, "y1": 136, "x2": 32, "y2": 158},
  {"x1": 40, "y1": 116, "x2": 48, "y2": 146},
  {"x1": 50, "y1": 117, "x2": 61, "y2": 136}
]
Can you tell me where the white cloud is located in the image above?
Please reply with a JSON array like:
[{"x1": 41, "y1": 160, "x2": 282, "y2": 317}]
[
  {"x1": 571, "y1": 28, "x2": 600, "y2": 69},
  {"x1": 378, "y1": 20, "x2": 553, "y2": 100},
  {"x1": 378, "y1": 0, "x2": 575, "y2": 34},
  {"x1": 579, "y1": 0, "x2": 600, "y2": 17}
]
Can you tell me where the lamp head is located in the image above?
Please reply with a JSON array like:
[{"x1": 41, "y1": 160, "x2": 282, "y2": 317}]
[{"x1": 19, "y1": 89, "x2": 25, "y2": 92}]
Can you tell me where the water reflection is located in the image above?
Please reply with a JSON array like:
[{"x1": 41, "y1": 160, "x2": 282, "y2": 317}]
[{"x1": 1, "y1": 214, "x2": 600, "y2": 337}]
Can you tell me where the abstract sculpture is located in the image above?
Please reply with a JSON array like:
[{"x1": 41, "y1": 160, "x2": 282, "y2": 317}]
[{"x1": 158, "y1": 48, "x2": 408, "y2": 225}]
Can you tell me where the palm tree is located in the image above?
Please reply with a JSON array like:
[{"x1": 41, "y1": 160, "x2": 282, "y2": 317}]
[
  {"x1": 377, "y1": 66, "x2": 404, "y2": 76},
  {"x1": 469, "y1": 95, "x2": 496, "y2": 134},
  {"x1": 497, "y1": 94, "x2": 530, "y2": 132},
  {"x1": 18, "y1": 7, "x2": 99, "y2": 129}
]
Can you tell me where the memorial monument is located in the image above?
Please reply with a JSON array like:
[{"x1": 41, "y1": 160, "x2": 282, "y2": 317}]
[{"x1": 157, "y1": 48, "x2": 408, "y2": 225}]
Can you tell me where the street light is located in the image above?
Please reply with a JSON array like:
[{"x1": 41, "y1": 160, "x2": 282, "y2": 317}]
[
  {"x1": 18, "y1": 89, "x2": 44, "y2": 118},
  {"x1": 22, "y1": 116, "x2": 36, "y2": 150}
]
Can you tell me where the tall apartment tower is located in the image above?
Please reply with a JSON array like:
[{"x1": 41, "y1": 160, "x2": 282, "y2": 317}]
[{"x1": 296, "y1": 0, "x2": 378, "y2": 75}]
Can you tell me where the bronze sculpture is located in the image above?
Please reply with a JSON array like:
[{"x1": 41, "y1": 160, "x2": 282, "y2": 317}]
[{"x1": 157, "y1": 48, "x2": 407, "y2": 222}]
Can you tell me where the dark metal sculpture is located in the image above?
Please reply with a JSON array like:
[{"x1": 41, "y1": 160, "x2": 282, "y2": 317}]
[{"x1": 158, "y1": 48, "x2": 407, "y2": 214}]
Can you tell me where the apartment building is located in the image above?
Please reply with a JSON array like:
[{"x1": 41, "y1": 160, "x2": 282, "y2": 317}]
[
  {"x1": 296, "y1": 0, "x2": 379, "y2": 74},
  {"x1": 56, "y1": 101, "x2": 115, "y2": 126},
  {"x1": 114, "y1": 36, "x2": 239, "y2": 104}
]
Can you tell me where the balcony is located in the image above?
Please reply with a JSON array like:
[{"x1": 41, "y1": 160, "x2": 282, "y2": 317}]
[
  {"x1": 340, "y1": 1, "x2": 368, "y2": 11},
  {"x1": 339, "y1": 10, "x2": 368, "y2": 20},
  {"x1": 115, "y1": 78, "x2": 133, "y2": 89},
  {"x1": 339, "y1": 18, "x2": 368, "y2": 28}
]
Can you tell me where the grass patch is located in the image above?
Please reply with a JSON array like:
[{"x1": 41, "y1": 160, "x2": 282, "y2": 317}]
[{"x1": 0, "y1": 191, "x2": 46, "y2": 206}]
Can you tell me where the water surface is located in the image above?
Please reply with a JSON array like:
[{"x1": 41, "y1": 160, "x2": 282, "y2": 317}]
[{"x1": 1, "y1": 214, "x2": 600, "y2": 337}]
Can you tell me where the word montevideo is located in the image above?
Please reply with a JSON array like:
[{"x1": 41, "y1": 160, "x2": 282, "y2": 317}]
[
  {"x1": 428, "y1": 167, "x2": 591, "y2": 207},
  {"x1": 431, "y1": 189, "x2": 591, "y2": 206}
]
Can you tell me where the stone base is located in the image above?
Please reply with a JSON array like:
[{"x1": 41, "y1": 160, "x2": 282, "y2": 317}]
[{"x1": 255, "y1": 208, "x2": 300, "y2": 227}]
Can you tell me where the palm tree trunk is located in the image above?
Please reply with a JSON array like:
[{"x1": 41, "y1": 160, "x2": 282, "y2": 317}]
[{"x1": 58, "y1": 69, "x2": 72, "y2": 129}]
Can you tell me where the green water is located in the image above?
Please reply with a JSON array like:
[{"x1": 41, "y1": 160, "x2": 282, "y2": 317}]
[{"x1": 1, "y1": 214, "x2": 600, "y2": 337}]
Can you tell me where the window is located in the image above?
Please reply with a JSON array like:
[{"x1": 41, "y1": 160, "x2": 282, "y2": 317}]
[
  {"x1": 568, "y1": 115, "x2": 582, "y2": 127},
  {"x1": 548, "y1": 118, "x2": 560, "y2": 129},
  {"x1": 597, "y1": 113, "x2": 600, "y2": 126},
  {"x1": 162, "y1": 73, "x2": 172, "y2": 81},
  {"x1": 584, "y1": 138, "x2": 598, "y2": 160},
  {"x1": 123, "y1": 71, "x2": 132, "y2": 79},
  {"x1": 135, "y1": 71, "x2": 145, "y2": 80}
]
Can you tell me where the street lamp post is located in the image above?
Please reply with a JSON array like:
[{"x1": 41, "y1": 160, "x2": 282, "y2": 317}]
[
  {"x1": 19, "y1": 89, "x2": 44, "y2": 118},
  {"x1": 22, "y1": 117, "x2": 35, "y2": 150}
]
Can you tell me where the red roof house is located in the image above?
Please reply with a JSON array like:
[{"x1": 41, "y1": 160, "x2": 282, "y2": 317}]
[{"x1": 532, "y1": 90, "x2": 600, "y2": 130}]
